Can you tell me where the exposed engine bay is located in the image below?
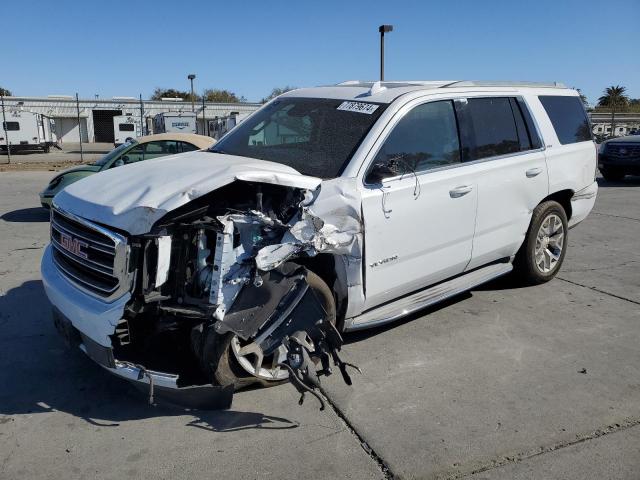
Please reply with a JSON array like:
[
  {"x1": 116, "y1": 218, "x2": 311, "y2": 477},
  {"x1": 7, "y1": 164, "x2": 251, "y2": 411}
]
[{"x1": 111, "y1": 180, "x2": 361, "y2": 409}]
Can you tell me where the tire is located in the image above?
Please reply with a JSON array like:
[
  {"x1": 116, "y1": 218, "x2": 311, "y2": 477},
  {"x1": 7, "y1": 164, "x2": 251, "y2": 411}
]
[
  {"x1": 514, "y1": 200, "x2": 568, "y2": 285},
  {"x1": 192, "y1": 268, "x2": 336, "y2": 390},
  {"x1": 600, "y1": 167, "x2": 625, "y2": 182}
]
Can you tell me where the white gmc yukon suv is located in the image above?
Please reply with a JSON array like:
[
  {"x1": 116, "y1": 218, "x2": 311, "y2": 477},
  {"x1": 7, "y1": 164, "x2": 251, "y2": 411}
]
[{"x1": 42, "y1": 81, "x2": 598, "y2": 403}]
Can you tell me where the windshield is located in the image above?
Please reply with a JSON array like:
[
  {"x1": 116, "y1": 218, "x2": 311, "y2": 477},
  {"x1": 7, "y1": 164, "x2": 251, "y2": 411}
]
[
  {"x1": 93, "y1": 141, "x2": 137, "y2": 167},
  {"x1": 209, "y1": 98, "x2": 387, "y2": 178}
]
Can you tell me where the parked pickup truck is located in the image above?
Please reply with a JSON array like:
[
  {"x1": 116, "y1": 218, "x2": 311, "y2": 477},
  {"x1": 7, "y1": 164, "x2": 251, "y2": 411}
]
[{"x1": 41, "y1": 80, "x2": 598, "y2": 405}]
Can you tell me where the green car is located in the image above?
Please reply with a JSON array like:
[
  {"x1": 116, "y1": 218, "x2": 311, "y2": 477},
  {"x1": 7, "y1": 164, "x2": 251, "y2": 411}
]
[{"x1": 39, "y1": 133, "x2": 215, "y2": 209}]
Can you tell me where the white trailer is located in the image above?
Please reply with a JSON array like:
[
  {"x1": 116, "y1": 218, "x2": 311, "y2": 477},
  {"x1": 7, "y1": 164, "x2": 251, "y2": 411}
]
[
  {"x1": 152, "y1": 112, "x2": 197, "y2": 134},
  {"x1": 207, "y1": 112, "x2": 250, "y2": 140},
  {"x1": 1, "y1": 110, "x2": 57, "y2": 153},
  {"x1": 113, "y1": 114, "x2": 142, "y2": 146}
]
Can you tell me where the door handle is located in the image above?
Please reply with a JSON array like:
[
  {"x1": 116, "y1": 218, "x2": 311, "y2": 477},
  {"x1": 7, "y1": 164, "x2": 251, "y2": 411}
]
[
  {"x1": 449, "y1": 185, "x2": 473, "y2": 198},
  {"x1": 526, "y1": 167, "x2": 543, "y2": 178}
]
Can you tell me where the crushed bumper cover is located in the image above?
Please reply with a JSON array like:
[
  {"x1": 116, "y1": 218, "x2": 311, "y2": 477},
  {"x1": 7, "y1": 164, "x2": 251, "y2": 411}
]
[{"x1": 52, "y1": 306, "x2": 233, "y2": 409}]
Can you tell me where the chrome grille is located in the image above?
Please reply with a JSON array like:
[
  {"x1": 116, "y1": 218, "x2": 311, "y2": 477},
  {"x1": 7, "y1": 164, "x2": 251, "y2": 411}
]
[
  {"x1": 606, "y1": 143, "x2": 640, "y2": 158},
  {"x1": 50, "y1": 207, "x2": 130, "y2": 299}
]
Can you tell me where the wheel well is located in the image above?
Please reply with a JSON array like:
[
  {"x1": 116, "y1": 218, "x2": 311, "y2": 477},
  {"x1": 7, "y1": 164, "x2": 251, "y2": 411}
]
[
  {"x1": 542, "y1": 189, "x2": 573, "y2": 220},
  {"x1": 294, "y1": 254, "x2": 347, "y2": 329}
]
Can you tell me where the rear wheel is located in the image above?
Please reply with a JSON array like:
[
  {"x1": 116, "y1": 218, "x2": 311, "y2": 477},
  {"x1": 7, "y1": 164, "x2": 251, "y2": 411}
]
[
  {"x1": 192, "y1": 269, "x2": 336, "y2": 390},
  {"x1": 514, "y1": 201, "x2": 568, "y2": 284},
  {"x1": 600, "y1": 167, "x2": 625, "y2": 182}
]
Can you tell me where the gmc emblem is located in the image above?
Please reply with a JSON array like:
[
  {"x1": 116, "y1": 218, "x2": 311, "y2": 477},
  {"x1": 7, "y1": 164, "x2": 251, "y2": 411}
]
[{"x1": 60, "y1": 232, "x2": 88, "y2": 259}]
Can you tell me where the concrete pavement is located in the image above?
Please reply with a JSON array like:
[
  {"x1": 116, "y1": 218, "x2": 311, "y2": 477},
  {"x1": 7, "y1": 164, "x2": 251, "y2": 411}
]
[{"x1": 1, "y1": 171, "x2": 639, "y2": 479}]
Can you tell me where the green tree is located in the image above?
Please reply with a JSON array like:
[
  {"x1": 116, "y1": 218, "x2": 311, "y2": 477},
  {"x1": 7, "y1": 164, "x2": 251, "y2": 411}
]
[
  {"x1": 261, "y1": 86, "x2": 297, "y2": 103},
  {"x1": 573, "y1": 88, "x2": 589, "y2": 109},
  {"x1": 202, "y1": 89, "x2": 246, "y2": 103},
  {"x1": 598, "y1": 85, "x2": 630, "y2": 137},
  {"x1": 150, "y1": 88, "x2": 191, "y2": 101},
  {"x1": 0, "y1": 87, "x2": 12, "y2": 96}
]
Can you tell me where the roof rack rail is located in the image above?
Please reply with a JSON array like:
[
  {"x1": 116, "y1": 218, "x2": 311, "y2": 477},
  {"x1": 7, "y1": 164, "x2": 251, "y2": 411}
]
[{"x1": 441, "y1": 81, "x2": 567, "y2": 89}]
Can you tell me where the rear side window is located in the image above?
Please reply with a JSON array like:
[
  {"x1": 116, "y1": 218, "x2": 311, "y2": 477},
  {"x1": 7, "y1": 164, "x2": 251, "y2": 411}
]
[
  {"x1": 538, "y1": 96, "x2": 591, "y2": 144},
  {"x1": 463, "y1": 98, "x2": 520, "y2": 160},
  {"x1": 3, "y1": 121, "x2": 19, "y2": 131},
  {"x1": 373, "y1": 100, "x2": 461, "y2": 173},
  {"x1": 119, "y1": 123, "x2": 135, "y2": 132}
]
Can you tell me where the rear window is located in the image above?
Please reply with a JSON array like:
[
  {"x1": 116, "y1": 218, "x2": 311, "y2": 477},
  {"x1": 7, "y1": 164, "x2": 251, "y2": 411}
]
[
  {"x1": 3, "y1": 121, "x2": 19, "y2": 131},
  {"x1": 119, "y1": 123, "x2": 135, "y2": 132},
  {"x1": 538, "y1": 96, "x2": 591, "y2": 144}
]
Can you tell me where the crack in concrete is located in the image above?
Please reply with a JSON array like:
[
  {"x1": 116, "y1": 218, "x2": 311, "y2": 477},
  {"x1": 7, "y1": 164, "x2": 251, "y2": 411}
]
[
  {"x1": 561, "y1": 259, "x2": 640, "y2": 273},
  {"x1": 447, "y1": 418, "x2": 640, "y2": 479},
  {"x1": 556, "y1": 277, "x2": 640, "y2": 306},
  {"x1": 591, "y1": 211, "x2": 640, "y2": 223},
  {"x1": 319, "y1": 387, "x2": 395, "y2": 480}
]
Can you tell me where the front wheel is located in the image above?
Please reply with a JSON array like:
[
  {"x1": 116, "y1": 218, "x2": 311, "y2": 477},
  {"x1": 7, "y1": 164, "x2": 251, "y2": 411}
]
[
  {"x1": 192, "y1": 269, "x2": 336, "y2": 390},
  {"x1": 514, "y1": 200, "x2": 568, "y2": 284}
]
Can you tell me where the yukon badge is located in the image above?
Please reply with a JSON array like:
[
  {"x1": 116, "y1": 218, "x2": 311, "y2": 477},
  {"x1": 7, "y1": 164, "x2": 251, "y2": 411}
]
[
  {"x1": 369, "y1": 255, "x2": 398, "y2": 268},
  {"x1": 59, "y1": 232, "x2": 88, "y2": 259}
]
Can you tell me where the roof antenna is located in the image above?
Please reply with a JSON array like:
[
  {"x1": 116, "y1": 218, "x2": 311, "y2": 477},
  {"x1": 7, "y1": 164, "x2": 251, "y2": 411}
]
[{"x1": 365, "y1": 81, "x2": 387, "y2": 97}]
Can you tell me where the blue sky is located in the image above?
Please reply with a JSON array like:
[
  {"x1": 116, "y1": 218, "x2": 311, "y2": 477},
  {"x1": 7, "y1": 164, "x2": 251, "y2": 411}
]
[{"x1": 3, "y1": 0, "x2": 639, "y2": 105}]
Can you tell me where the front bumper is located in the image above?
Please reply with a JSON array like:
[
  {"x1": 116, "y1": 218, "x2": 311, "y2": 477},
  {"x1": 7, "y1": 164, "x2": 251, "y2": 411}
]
[
  {"x1": 52, "y1": 307, "x2": 233, "y2": 408},
  {"x1": 43, "y1": 245, "x2": 233, "y2": 407},
  {"x1": 598, "y1": 153, "x2": 640, "y2": 172}
]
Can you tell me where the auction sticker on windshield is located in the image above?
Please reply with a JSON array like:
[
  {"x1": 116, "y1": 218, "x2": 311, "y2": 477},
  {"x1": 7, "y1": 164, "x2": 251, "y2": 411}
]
[{"x1": 337, "y1": 101, "x2": 379, "y2": 114}]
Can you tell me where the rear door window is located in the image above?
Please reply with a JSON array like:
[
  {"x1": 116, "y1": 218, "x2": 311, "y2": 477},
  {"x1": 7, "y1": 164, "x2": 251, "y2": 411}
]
[
  {"x1": 373, "y1": 100, "x2": 461, "y2": 173},
  {"x1": 538, "y1": 96, "x2": 592, "y2": 144},
  {"x1": 3, "y1": 122, "x2": 19, "y2": 131},
  {"x1": 118, "y1": 123, "x2": 135, "y2": 132},
  {"x1": 462, "y1": 98, "x2": 521, "y2": 161}
]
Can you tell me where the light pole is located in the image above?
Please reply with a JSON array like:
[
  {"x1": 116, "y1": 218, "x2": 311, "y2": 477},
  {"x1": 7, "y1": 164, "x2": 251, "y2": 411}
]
[
  {"x1": 379, "y1": 25, "x2": 393, "y2": 81},
  {"x1": 188, "y1": 74, "x2": 196, "y2": 112}
]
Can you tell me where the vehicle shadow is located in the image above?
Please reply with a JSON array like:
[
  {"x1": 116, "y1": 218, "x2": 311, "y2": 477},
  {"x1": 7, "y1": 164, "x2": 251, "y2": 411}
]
[
  {"x1": 0, "y1": 280, "x2": 298, "y2": 432},
  {"x1": 1, "y1": 207, "x2": 50, "y2": 223},
  {"x1": 597, "y1": 175, "x2": 640, "y2": 188},
  {"x1": 343, "y1": 271, "x2": 534, "y2": 345},
  {"x1": 343, "y1": 292, "x2": 473, "y2": 344}
]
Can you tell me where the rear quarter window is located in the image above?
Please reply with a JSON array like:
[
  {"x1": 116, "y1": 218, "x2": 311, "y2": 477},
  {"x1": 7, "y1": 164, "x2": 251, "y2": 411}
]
[
  {"x1": 538, "y1": 96, "x2": 592, "y2": 145},
  {"x1": 3, "y1": 121, "x2": 20, "y2": 131}
]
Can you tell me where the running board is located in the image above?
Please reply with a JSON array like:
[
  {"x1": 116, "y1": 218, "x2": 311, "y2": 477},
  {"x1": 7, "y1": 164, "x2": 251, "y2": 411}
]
[{"x1": 344, "y1": 262, "x2": 513, "y2": 331}]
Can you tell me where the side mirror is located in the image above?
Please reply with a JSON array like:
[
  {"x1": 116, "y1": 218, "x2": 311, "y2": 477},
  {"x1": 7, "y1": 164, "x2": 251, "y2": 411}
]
[
  {"x1": 114, "y1": 157, "x2": 125, "y2": 167},
  {"x1": 365, "y1": 161, "x2": 397, "y2": 184}
]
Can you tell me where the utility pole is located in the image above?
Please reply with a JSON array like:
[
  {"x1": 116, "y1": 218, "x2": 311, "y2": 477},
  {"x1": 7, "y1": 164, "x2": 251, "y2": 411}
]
[
  {"x1": 202, "y1": 96, "x2": 207, "y2": 136},
  {"x1": 139, "y1": 94, "x2": 145, "y2": 136},
  {"x1": 76, "y1": 93, "x2": 84, "y2": 162},
  {"x1": 1, "y1": 94, "x2": 10, "y2": 164},
  {"x1": 188, "y1": 74, "x2": 196, "y2": 112},
  {"x1": 379, "y1": 25, "x2": 393, "y2": 81}
]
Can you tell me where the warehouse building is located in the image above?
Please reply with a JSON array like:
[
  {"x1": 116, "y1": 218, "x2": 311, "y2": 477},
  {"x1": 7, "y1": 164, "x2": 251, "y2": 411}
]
[{"x1": 1, "y1": 96, "x2": 261, "y2": 144}]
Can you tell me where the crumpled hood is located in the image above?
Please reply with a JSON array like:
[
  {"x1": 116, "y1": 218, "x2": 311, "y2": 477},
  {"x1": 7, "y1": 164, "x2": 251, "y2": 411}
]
[{"x1": 53, "y1": 151, "x2": 321, "y2": 235}]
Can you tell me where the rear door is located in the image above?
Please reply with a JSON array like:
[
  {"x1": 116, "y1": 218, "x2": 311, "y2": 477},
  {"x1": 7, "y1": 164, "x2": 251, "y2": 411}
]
[{"x1": 455, "y1": 96, "x2": 549, "y2": 270}]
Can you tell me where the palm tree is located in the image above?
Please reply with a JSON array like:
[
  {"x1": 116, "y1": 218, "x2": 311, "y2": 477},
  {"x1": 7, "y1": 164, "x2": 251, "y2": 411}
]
[{"x1": 598, "y1": 85, "x2": 630, "y2": 137}]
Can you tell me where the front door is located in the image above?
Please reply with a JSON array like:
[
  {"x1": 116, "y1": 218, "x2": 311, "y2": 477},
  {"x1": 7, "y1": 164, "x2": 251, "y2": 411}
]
[{"x1": 360, "y1": 99, "x2": 478, "y2": 309}]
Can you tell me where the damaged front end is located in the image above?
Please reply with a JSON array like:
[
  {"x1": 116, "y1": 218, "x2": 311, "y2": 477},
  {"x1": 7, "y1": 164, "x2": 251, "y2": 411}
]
[{"x1": 95, "y1": 180, "x2": 361, "y2": 409}]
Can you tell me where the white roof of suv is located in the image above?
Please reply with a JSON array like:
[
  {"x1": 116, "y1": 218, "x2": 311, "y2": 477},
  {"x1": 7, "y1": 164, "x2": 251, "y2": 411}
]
[{"x1": 281, "y1": 80, "x2": 569, "y2": 104}]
